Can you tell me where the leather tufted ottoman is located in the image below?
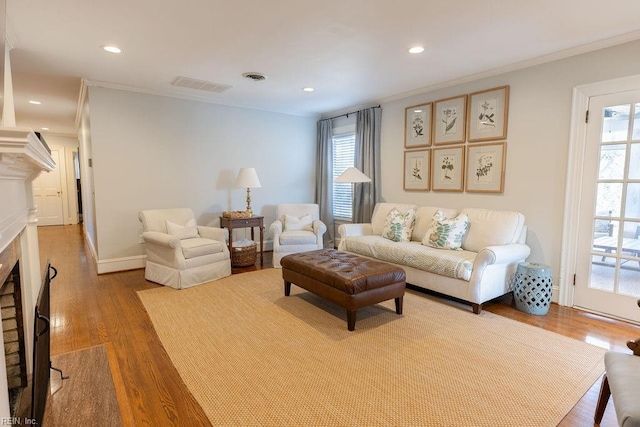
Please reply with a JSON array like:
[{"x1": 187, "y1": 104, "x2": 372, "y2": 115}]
[{"x1": 281, "y1": 249, "x2": 406, "y2": 331}]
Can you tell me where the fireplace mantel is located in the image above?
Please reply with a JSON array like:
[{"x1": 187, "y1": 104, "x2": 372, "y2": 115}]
[
  {"x1": 0, "y1": 128, "x2": 55, "y2": 180},
  {"x1": 0, "y1": 127, "x2": 55, "y2": 419}
]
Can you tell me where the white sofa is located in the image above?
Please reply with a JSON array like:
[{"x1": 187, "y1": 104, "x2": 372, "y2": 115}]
[{"x1": 337, "y1": 203, "x2": 530, "y2": 314}]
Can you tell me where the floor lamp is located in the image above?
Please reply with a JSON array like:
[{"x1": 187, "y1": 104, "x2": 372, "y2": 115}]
[
  {"x1": 334, "y1": 167, "x2": 371, "y2": 185},
  {"x1": 334, "y1": 167, "x2": 371, "y2": 247}
]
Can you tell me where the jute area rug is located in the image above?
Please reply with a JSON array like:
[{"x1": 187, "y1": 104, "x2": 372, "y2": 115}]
[{"x1": 138, "y1": 269, "x2": 606, "y2": 427}]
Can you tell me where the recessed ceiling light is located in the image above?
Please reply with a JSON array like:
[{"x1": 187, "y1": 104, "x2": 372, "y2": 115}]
[
  {"x1": 102, "y1": 45, "x2": 122, "y2": 54},
  {"x1": 41, "y1": 127, "x2": 49, "y2": 131},
  {"x1": 302, "y1": 87, "x2": 314, "y2": 92},
  {"x1": 414, "y1": 109, "x2": 422, "y2": 113},
  {"x1": 29, "y1": 100, "x2": 41, "y2": 105},
  {"x1": 408, "y1": 46, "x2": 425, "y2": 54}
]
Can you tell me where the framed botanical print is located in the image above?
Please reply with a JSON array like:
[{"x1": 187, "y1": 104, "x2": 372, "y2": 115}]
[
  {"x1": 431, "y1": 146, "x2": 464, "y2": 192},
  {"x1": 465, "y1": 142, "x2": 506, "y2": 193},
  {"x1": 467, "y1": 85, "x2": 509, "y2": 142},
  {"x1": 433, "y1": 95, "x2": 467, "y2": 145},
  {"x1": 404, "y1": 102, "x2": 432, "y2": 148},
  {"x1": 403, "y1": 150, "x2": 430, "y2": 191}
]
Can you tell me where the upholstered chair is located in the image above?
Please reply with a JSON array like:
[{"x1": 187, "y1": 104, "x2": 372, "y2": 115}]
[
  {"x1": 269, "y1": 204, "x2": 326, "y2": 268},
  {"x1": 138, "y1": 208, "x2": 231, "y2": 289},
  {"x1": 594, "y1": 300, "x2": 640, "y2": 426}
]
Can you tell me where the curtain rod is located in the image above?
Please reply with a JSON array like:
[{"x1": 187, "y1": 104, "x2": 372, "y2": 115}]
[{"x1": 325, "y1": 105, "x2": 381, "y2": 121}]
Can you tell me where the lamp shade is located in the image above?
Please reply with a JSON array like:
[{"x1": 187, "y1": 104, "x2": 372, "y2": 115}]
[
  {"x1": 334, "y1": 167, "x2": 371, "y2": 183},
  {"x1": 235, "y1": 167, "x2": 261, "y2": 188}
]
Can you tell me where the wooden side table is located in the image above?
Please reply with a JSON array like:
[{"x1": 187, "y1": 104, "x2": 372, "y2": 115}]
[{"x1": 219, "y1": 216, "x2": 264, "y2": 266}]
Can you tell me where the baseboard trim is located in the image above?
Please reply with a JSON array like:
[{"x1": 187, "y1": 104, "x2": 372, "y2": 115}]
[
  {"x1": 96, "y1": 255, "x2": 145, "y2": 274},
  {"x1": 551, "y1": 286, "x2": 560, "y2": 304},
  {"x1": 94, "y1": 240, "x2": 273, "y2": 275}
]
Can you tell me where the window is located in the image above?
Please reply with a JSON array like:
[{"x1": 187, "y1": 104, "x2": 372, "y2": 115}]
[{"x1": 332, "y1": 132, "x2": 355, "y2": 219}]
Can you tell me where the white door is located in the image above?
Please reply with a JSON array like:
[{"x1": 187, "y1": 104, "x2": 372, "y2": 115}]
[
  {"x1": 574, "y1": 89, "x2": 640, "y2": 322},
  {"x1": 33, "y1": 149, "x2": 64, "y2": 226}
]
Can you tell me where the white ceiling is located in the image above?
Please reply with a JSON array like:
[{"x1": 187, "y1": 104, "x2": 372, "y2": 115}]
[{"x1": 4, "y1": 0, "x2": 640, "y2": 135}]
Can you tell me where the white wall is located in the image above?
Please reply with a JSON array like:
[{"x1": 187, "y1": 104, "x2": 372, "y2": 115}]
[
  {"x1": 83, "y1": 87, "x2": 317, "y2": 269},
  {"x1": 355, "y1": 39, "x2": 640, "y2": 291},
  {"x1": 78, "y1": 93, "x2": 98, "y2": 258}
]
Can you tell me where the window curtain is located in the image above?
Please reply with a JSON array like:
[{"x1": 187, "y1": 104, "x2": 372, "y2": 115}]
[
  {"x1": 354, "y1": 107, "x2": 381, "y2": 223},
  {"x1": 314, "y1": 118, "x2": 334, "y2": 247}
]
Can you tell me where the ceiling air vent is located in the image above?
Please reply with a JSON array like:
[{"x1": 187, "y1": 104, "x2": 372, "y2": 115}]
[
  {"x1": 242, "y1": 72, "x2": 267, "y2": 81},
  {"x1": 171, "y1": 76, "x2": 232, "y2": 93}
]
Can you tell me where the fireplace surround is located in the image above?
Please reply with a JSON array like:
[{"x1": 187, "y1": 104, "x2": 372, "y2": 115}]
[
  {"x1": 0, "y1": 128, "x2": 55, "y2": 418},
  {"x1": 1, "y1": 258, "x2": 27, "y2": 387}
]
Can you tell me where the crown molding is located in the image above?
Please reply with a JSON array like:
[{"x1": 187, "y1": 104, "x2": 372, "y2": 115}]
[{"x1": 81, "y1": 79, "x2": 320, "y2": 119}]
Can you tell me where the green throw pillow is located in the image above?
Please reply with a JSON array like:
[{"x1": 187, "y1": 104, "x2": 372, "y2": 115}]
[
  {"x1": 422, "y1": 210, "x2": 469, "y2": 250},
  {"x1": 382, "y1": 208, "x2": 416, "y2": 242}
]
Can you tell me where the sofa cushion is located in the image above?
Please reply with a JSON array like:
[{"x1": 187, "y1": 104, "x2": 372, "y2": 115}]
[
  {"x1": 341, "y1": 236, "x2": 476, "y2": 281},
  {"x1": 284, "y1": 214, "x2": 313, "y2": 231},
  {"x1": 422, "y1": 211, "x2": 469, "y2": 250},
  {"x1": 382, "y1": 208, "x2": 416, "y2": 242},
  {"x1": 460, "y1": 208, "x2": 525, "y2": 252},
  {"x1": 280, "y1": 230, "x2": 317, "y2": 245},
  {"x1": 371, "y1": 203, "x2": 418, "y2": 236},
  {"x1": 166, "y1": 218, "x2": 199, "y2": 240},
  {"x1": 412, "y1": 206, "x2": 459, "y2": 242},
  {"x1": 181, "y1": 237, "x2": 223, "y2": 259}
]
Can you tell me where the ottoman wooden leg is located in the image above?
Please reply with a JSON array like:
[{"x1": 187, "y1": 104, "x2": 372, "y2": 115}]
[
  {"x1": 395, "y1": 296, "x2": 403, "y2": 315},
  {"x1": 347, "y1": 310, "x2": 357, "y2": 331},
  {"x1": 284, "y1": 280, "x2": 291, "y2": 296}
]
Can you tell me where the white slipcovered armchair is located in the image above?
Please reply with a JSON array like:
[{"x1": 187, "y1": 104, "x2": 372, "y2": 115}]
[
  {"x1": 269, "y1": 204, "x2": 327, "y2": 268},
  {"x1": 138, "y1": 208, "x2": 231, "y2": 289}
]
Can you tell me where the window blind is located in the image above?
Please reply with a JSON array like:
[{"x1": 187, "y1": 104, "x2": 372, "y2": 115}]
[{"x1": 332, "y1": 133, "x2": 355, "y2": 219}]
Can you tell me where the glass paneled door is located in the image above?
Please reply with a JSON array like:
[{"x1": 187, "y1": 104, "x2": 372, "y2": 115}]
[{"x1": 574, "y1": 90, "x2": 640, "y2": 323}]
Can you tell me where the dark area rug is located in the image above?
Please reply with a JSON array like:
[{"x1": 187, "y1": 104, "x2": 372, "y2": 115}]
[{"x1": 45, "y1": 344, "x2": 122, "y2": 426}]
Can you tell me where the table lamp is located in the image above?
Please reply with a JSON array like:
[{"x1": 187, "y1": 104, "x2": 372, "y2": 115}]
[{"x1": 235, "y1": 167, "x2": 261, "y2": 216}]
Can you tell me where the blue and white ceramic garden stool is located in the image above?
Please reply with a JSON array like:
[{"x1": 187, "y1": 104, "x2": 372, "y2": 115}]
[{"x1": 513, "y1": 262, "x2": 553, "y2": 315}]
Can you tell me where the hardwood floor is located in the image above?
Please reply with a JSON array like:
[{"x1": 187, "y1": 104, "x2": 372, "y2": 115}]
[{"x1": 39, "y1": 224, "x2": 639, "y2": 426}]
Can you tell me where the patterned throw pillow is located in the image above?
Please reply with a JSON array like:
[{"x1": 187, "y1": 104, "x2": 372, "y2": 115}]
[
  {"x1": 422, "y1": 210, "x2": 469, "y2": 250},
  {"x1": 382, "y1": 208, "x2": 416, "y2": 242}
]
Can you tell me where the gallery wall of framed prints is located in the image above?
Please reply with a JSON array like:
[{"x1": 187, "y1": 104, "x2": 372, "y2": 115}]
[{"x1": 401, "y1": 85, "x2": 509, "y2": 194}]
